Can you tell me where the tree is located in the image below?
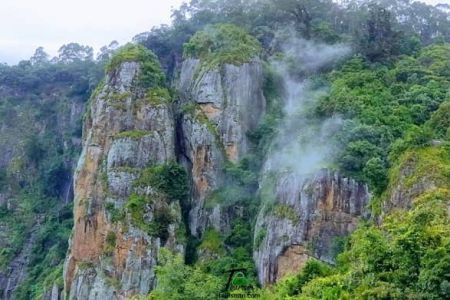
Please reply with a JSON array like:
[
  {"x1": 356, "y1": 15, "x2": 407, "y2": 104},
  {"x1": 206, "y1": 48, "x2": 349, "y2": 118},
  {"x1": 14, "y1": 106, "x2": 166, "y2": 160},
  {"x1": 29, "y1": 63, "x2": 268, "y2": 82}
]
[
  {"x1": 96, "y1": 40, "x2": 119, "y2": 62},
  {"x1": 57, "y1": 43, "x2": 94, "y2": 63},
  {"x1": 360, "y1": 4, "x2": 402, "y2": 62},
  {"x1": 149, "y1": 249, "x2": 222, "y2": 300},
  {"x1": 274, "y1": 0, "x2": 313, "y2": 39},
  {"x1": 30, "y1": 47, "x2": 49, "y2": 66}
]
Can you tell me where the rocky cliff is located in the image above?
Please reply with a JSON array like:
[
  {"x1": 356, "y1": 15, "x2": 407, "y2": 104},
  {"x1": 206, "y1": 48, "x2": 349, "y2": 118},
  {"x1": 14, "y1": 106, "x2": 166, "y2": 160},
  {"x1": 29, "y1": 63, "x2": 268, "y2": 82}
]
[
  {"x1": 63, "y1": 31, "x2": 373, "y2": 298},
  {"x1": 63, "y1": 39, "x2": 267, "y2": 298},
  {"x1": 253, "y1": 169, "x2": 369, "y2": 285},
  {"x1": 177, "y1": 58, "x2": 266, "y2": 237},
  {"x1": 63, "y1": 51, "x2": 184, "y2": 299}
]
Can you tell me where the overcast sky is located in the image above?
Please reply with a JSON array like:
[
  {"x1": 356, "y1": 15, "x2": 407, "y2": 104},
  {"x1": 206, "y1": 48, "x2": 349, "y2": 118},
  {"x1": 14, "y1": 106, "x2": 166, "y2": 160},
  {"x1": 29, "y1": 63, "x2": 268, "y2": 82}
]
[
  {"x1": 0, "y1": 0, "x2": 448, "y2": 65},
  {"x1": 0, "y1": 0, "x2": 185, "y2": 64}
]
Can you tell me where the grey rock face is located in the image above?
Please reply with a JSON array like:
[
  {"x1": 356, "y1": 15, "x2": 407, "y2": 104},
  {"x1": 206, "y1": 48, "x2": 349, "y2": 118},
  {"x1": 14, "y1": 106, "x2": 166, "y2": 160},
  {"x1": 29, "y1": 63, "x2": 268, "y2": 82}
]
[
  {"x1": 64, "y1": 61, "x2": 181, "y2": 299},
  {"x1": 178, "y1": 59, "x2": 266, "y2": 237},
  {"x1": 253, "y1": 169, "x2": 369, "y2": 285},
  {"x1": 180, "y1": 114, "x2": 225, "y2": 236},
  {"x1": 0, "y1": 230, "x2": 38, "y2": 300},
  {"x1": 383, "y1": 164, "x2": 435, "y2": 214}
]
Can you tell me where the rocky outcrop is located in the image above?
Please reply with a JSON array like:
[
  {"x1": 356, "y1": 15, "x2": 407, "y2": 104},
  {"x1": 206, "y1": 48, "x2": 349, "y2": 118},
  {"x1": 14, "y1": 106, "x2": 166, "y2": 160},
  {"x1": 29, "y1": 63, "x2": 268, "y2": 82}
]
[
  {"x1": 382, "y1": 147, "x2": 449, "y2": 214},
  {"x1": 64, "y1": 60, "x2": 183, "y2": 299},
  {"x1": 177, "y1": 59, "x2": 266, "y2": 237},
  {"x1": 253, "y1": 169, "x2": 369, "y2": 285},
  {"x1": 62, "y1": 38, "x2": 268, "y2": 297},
  {"x1": 0, "y1": 229, "x2": 37, "y2": 299}
]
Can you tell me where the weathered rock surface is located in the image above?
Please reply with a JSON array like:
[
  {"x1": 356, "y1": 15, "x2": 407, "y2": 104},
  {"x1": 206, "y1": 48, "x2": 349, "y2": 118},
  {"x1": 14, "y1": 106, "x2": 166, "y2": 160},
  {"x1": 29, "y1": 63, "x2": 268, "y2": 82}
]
[
  {"x1": 177, "y1": 59, "x2": 266, "y2": 237},
  {"x1": 64, "y1": 61, "x2": 182, "y2": 299},
  {"x1": 0, "y1": 229, "x2": 38, "y2": 299},
  {"x1": 381, "y1": 147, "x2": 450, "y2": 221},
  {"x1": 253, "y1": 169, "x2": 369, "y2": 285}
]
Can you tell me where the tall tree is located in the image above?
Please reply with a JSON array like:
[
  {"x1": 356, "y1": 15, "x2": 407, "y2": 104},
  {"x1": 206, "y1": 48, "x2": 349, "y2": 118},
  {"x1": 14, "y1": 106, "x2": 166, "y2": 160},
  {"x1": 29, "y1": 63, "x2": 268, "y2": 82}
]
[
  {"x1": 57, "y1": 43, "x2": 94, "y2": 63},
  {"x1": 360, "y1": 4, "x2": 401, "y2": 62},
  {"x1": 97, "y1": 40, "x2": 119, "y2": 62},
  {"x1": 273, "y1": 0, "x2": 334, "y2": 39},
  {"x1": 30, "y1": 47, "x2": 49, "y2": 66}
]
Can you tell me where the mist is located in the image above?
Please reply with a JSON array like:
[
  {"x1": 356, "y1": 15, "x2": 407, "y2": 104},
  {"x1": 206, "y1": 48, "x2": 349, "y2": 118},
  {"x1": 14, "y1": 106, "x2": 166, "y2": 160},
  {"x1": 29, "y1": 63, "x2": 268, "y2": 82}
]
[{"x1": 264, "y1": 38, "x2": 351, "y2": 177}]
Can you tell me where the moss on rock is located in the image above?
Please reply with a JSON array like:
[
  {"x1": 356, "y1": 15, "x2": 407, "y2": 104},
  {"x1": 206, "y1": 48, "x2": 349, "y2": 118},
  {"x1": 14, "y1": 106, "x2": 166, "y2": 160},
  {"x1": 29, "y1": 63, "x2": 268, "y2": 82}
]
[
  {"x1": 106, "y1": 43, "x2": 165, "y2": 88},
  {"x1": 183, "y1": 24, "x2": 261, "y2": 71}
]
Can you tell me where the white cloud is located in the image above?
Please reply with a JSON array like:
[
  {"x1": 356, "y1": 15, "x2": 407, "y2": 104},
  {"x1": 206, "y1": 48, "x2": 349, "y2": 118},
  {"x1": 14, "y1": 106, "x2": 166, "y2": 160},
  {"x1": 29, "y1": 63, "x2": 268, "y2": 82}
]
[
  {"x1": 0, "y1": 0, "x2": 185, "y2": 64},
  {"x1": 425, "y1": 0, "x2": 450, "y2": 4}
]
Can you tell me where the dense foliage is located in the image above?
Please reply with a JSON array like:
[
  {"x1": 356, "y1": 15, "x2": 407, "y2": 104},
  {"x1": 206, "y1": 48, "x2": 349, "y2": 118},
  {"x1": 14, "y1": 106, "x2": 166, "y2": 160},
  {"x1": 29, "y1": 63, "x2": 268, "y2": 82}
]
[
  {"x1": 317, "y1": 44, "x2": 450, "y2": 194},
  {"x1": 0, "y1": 48, "x2": 102, "y2": 298},
  {"x1": 183, "y1": 23, "x2": 261, "y2": 68},
  {"x1": 122, "y1": 162, "x2": 189, "y2": 241},
  {"x1": 132, "y1": 1, "x2": 450, "y2": 299},
  {"x1": 134, "y1": 162, "x2": 189, "y2": 203},
  {"x1": 137, "y1": 0, "x2": 450, "y2": 78},
  {"x1": 106, "y1": 44, "x2": 166, "y2": 88}
]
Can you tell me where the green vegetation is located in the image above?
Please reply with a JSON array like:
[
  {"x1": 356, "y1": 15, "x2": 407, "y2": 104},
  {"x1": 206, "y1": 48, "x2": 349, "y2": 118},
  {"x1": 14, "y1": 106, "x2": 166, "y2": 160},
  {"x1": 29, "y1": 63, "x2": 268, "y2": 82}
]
[
  {"x1": 183, "y1": 24, "x2": 261, "y2": 70},
  {"x1": 145, "y1": 87, "x2": 172, "y2": 105},
  {"x1": 143, "y1": 3, "x2": 449, "y2": 297},
  {"x1": 389, "y1": 147, "x2": 450, "y2": 191},
  {"x1": 90, "y1": 79, "x2": 105, "y2": 99},
  {"x1": 108, "y1": 91, "x2": 131, "y2": 103},
  {"x1": 254, "y1": 229, "x2": 267, "y2": 249},
  {"x1": 134, "y1": 162, "x2": 189, "y2": 203},
  {"x1": 0, "y1": 48, "x2": 101, "y2": 298},
  {"x1": 123, "y1": 162, "x2": 188, "y2": 240},
  {"x1": 428, "y1": 101, "x2": 450, "y2": 139},
  {"x1": 199, "y1": 228, "x2": 225, "y2": 255},
  {"x1": 273, "y1": 204, "x2": 299, "y2": 224},
  {"x1": 317, "y1": 44, "x2": 450, "y2": 194},
  {"x1": 2, "y1": 0, "x2": 450, "y2": 299},
  {"x1": 104, "y1": 231, "x2": 117, "y2": 256},
  {"x1": 126, "y1": 193, "x2": 174, "y2": 241},
  {"x1": 13, "y1": 205, "x2": 73, "y2": 299},
  {"x1": 105, "y1": 202, "x2": 126, "y2": 223},
  {"x1": 106, "y1": 43, "x2": 165, "y2": 88},
  {"x1": 148, "y1": 249, "x2": 222, "y2": 300},
  {"x1": 114, "y1": 130, "x2": 152, "y2": 140},
  {"x1": 260, "y1": 259, "x2": 333, "y2": 298},
  {"x1": 257, "y1": 183, "x2": 449, "y2": 299}
]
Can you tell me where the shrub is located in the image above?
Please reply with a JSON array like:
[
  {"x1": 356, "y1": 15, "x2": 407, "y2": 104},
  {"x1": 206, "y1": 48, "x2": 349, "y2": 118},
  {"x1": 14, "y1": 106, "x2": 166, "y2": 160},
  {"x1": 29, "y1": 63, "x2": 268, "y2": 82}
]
[
  {"x1": 145, "y1": 87, "x2": 172, "y2": 105},
  {"x1": 105, "y1": 202, "x2": 125, "y2": 223},
  {"x1": 104, "y1": 231, "x2": 117, "y2": 255},
  {"x1": 149, "y1": 249, "x2": 222, "y2": 300},
  {"x1": 254, "y1": 229, "x2": 267, "y2": 249},
  {"x1": 114, "y1": 130, "x2": 151, "y2": 140},
  {"x1": 427, "y1": 101, "x2": 450, "y2": 139},
  {"x1": 0, "y1": 168, "x2": 7, "y2": 192},
  {"x1": 273, "y1": 204, "x2": 299, "y2": 224},
  {"x1": 199, "y1": 228, "x2": 224, "y2": 255},
  {"x1": 126, "y1": 193, "x2": 174, "y2": 240},
  {"x1": 363, "y1": 157, "x2": 388, "y2": 194},
  {"x1": 183, "y1": 24, "x2": 261, "y2": 70},
  {"x1": 135, "y1": 162, "x2": 188, "y2": 203},
  {"x1": 106, "y1": 43, "x2": 165, "y2": 88}
]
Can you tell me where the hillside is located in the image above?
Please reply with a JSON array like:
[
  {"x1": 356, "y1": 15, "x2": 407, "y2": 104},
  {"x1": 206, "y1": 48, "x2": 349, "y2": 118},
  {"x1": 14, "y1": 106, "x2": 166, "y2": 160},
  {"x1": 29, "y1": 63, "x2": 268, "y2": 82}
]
[{"x1": 0, "y1": 1, "x2": 449, "y2": 299}]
